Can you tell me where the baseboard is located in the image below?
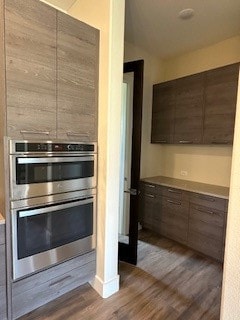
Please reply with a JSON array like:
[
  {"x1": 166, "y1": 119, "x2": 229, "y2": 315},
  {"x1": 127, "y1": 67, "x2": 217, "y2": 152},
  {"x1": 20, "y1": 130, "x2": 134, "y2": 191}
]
[{"x1": 89, "y1": 274, "x2": 120, "y2": 298}]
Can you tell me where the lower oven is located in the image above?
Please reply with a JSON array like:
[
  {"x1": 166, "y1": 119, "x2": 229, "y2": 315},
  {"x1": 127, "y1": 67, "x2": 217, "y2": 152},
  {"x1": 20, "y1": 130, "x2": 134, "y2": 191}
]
[{"x1": 11, "y1": 189, "x2": 96, "y2": 280}]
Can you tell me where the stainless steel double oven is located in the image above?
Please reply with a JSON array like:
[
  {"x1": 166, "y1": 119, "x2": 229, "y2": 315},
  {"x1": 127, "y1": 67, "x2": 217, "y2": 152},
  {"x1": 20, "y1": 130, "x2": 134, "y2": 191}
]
[{"x1": 9, "y1": 140, "x2": 97, "y2": 280}]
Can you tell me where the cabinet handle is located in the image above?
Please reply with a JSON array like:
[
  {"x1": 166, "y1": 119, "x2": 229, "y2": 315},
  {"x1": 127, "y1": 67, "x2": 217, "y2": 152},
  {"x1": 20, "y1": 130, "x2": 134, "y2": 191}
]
[
  {"x1": 167, "y1": 199, "x2": 181, "y2": 205},
  {"x1": 179, "y1": 140, "x2": 193, "y2": 144},
  {"x1": 194, "y1": 206, "x2": 215, "y2": 215},
  {"x1": 20, "y1": 130, "x2": 50, "y2": 135},
  {"x1": 67, "y1": 131, "x2": 89, "y2": 137},
  {"x1": 145, "y1": 184, "x2": 155, "y2": 188},
  {"x1": 168, "y1": 189, "x2": 181, "y2": 194},
  {"x1": 155, "y1": 140, "x2": 167, "y2": 143},
  {"x1": 49, "y1": 275, "x2": 72, "y2": 287},
  {"x1": 145, "y1": 193, "x2": 155, "y2": 198},
  {"x1": 211, "y1": 140, "x2": 230, "y2": 145}
]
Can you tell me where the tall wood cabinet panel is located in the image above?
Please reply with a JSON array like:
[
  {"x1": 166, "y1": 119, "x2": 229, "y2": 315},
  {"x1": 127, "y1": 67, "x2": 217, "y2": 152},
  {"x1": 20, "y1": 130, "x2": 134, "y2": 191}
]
[
  {"x1": 57, "y1": 12, "x2": 99, "y2": 142},
  {"x1": 5, "y1": 0, "x2": 57, "y2": 140},
  {"x1": 174, "y1": 73, "x2": 204, "y2": 144},
  {"x1": 203, "y1": 63, "x2": 239, "y2": 144},
  {"x1": 151, "y1": 81, "x2": 175, "y2": 143}
]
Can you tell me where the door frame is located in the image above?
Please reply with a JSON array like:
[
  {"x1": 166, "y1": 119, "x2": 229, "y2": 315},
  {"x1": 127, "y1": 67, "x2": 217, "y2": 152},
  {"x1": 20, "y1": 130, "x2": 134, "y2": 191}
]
[{"x1": 118, "y1": 59, "x2": 144, "y2": 265}]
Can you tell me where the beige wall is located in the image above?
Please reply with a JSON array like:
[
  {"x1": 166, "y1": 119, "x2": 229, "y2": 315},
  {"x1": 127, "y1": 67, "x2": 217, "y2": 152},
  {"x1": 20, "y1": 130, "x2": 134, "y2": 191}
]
[{"x1": 125, "y1": 36, "x2": 240, "y2": 187}]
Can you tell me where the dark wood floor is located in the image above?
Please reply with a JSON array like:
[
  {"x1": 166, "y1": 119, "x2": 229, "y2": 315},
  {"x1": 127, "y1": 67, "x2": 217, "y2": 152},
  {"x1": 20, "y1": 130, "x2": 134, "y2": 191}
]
[{"x1": 20, "y1": 230, "x2": 223, "y2": 320}]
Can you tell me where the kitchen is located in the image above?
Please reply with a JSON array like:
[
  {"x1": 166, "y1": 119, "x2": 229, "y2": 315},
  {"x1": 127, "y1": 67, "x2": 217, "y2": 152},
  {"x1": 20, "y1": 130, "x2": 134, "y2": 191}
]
[{"x1": 0, "y1": 0, "x2": 240, "y2": 319}]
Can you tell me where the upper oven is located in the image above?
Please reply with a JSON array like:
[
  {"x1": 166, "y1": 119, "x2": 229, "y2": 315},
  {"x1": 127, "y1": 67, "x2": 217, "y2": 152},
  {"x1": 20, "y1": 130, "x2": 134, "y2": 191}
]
[{"x1": 9, "y1": 140, "x2": 97, "y2": 200}]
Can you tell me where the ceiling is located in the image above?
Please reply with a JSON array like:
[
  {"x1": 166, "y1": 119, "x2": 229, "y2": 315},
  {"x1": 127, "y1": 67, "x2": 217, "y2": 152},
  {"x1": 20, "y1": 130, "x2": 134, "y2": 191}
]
[
  {"x1": 43, "y1": 0, "x2": 240, "y2": 59},
  {"x1": 125, "y1": 0, "x2": 240, "y2": 59}
]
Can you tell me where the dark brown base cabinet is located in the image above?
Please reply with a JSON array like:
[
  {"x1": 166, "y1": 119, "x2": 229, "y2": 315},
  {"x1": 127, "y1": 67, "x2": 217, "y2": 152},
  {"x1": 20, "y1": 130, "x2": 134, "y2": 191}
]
[
  {"x1": 0, "y1": 224, "x2": 7, "y2": 320},
  {"x1": 139, "y1": 182, "x2": 228, "y2": 261},
  {"x1": 151, "y1": 63, "x2": 239, "y2": 145}
]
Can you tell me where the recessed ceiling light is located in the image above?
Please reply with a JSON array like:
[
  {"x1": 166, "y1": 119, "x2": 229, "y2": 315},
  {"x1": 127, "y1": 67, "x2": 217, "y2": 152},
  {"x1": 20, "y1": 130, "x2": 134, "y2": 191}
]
[{"x1": 178, "y1": 8, "x2": 194, "y2": 20}]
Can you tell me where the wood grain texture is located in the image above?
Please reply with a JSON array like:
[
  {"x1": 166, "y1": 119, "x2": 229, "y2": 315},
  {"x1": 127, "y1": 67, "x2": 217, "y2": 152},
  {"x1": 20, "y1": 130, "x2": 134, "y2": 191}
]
[
  {"x1": 12, "y1": 251, "x2": 96, "y2": 319},
  {"x1": 57, "y1": 11, "x2": 99, "y2": 142},
  {"x1": 0, "y1": 224, "x2": 5, "y2": 245},
  {"x1": 5, "y1": 0, "x2": 57, "y2": 139},
  {"x1": 20, "y1": 230, "x2": 222, "y2": 320},
  {"x1": 203, "y1": 63, "x2": 239, "y2": 144},
  {"x1": 151, "y1": 81, "x2": 175, "y2": 143},
  {"x1": 174, "y1": 73, "x2": 204, "y2": 144},
  {"x1": 0, "y1": 224, "x2": 7, "y2": 320}
]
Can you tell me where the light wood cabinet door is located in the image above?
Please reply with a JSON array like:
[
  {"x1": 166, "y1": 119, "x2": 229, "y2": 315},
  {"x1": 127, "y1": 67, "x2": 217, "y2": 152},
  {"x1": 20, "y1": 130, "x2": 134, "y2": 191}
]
[
  {"x1": 203, "y1": 63, "x2": 239, "y2": 144},
  {"x1": 151, "y1": 81, "x2": 175, "y2": 143},
  {"x1": 174, "y1": 73, "x2": 204, "y2": 144},
  {"x1": 57, "y1": 12, "x2": 99, "y2": 142},
  {"x1": 5, "y1": 0, "x2": 57, "y2": 140}
]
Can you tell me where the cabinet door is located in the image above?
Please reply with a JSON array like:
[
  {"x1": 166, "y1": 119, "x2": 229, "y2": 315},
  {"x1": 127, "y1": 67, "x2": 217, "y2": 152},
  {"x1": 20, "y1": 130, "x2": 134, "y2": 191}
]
[
  {"x1": 151, "y1": 81, "x2": 175, "y2": 143},
  {"x1": 5, "y1": 0, "x2": 57, "y2": 139},
  {"x1": 203, "y1": 63, "x2": 239, "y2": 144},
  {"x1": 57, "y1": 12, "x2": 99, "y2": 142},
  {"x1": 174, "y1": 73, "x2": 204, "y2": 144}
]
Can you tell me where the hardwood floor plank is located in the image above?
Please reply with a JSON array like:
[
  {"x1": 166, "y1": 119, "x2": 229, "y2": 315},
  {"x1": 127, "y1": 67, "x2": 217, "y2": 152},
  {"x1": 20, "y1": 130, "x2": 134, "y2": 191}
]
[{"x1": 20, "y1": 230, "x2": 222, "y2": 320}]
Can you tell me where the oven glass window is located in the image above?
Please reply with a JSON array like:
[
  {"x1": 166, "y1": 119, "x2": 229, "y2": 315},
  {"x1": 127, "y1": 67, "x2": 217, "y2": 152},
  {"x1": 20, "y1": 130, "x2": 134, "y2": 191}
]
[
  {"x1": 16, "y1": 159, "x2": 94, "y2": 184},
  {"x1": 17, "y1": 201, "x2": 93, "y2": 259}
]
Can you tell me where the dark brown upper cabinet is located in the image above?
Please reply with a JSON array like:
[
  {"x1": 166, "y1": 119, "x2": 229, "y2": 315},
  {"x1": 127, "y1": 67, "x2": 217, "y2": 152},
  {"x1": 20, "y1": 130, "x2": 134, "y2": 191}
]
[
  {"x1": 174, "y1": 73, "x2": 204, "y2": 144},
  {"x1": 151, "y1": 63, "x2": 239, "y2": 145},
  {"x1": 203, "y1": 63, "x2": 239, "y2": 144},
  {"x1": 151, "y1": 81, "x2": 175, "y2": 143}
]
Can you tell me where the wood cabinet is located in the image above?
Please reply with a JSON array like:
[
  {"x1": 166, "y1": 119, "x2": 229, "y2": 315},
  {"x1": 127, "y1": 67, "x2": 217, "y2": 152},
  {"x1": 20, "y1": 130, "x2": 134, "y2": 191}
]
[
  {"x1": 140, "y1": 181, "x2": 227, "y2": 261},
  {"x1": 203, "y1": 63, "x2": 239, "y2": 144},
  {"x1": 12, "y1": 250, "x2": 96, "y2": 319},
  {"x1": 57, "y1": 12, "x2": 99, "y2": 142},
  {"x1": 5, "y1": 0, "x2": 57, "y2": 140},
  {"x1": 174, "y1": 73, "x2": 204, "y2": 144},
  {"x1": 151, "y1": 81, "x2": 175, "y2": 143},
  {"x1": 188, "y1": 193, "x2": 227, "y2": 261},
  {"x1": 2, "y1": 0, "x2": 99, "y2": 141},
  {"x1": 0, "y1": 224, "x2": 7, "y2": 320},
  {"x1": 151, "y1": 63, "x2": 239, "y2": 145}
]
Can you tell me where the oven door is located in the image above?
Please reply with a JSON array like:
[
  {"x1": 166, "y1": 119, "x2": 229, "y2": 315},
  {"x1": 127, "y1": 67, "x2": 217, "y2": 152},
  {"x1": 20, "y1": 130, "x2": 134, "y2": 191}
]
[
  {"x1": 11, "y1": 191, "x2": 96, "y2": 280},
  {"x1": 10, "y1": 154, "x2": 97, "y2": 200}
]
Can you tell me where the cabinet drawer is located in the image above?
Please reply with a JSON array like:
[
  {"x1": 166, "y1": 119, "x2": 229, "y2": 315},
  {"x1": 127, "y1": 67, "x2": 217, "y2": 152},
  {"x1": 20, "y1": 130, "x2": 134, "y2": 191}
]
[
  {"x1": 140, "y1": 182, "x2": 162, "y2": 195},
  {"x1": 189, "y1": 204, "x2": 225, "y2": 228},
  {"x1": 0, "y1": 245, "x2": 6, "y2": 286},
  {"x1": 188, "y1": 231, "x2": 223, "y2": 261},
  {"x1": 162, "y1": 197, "x2": 189, "y2": 219},
  {"x1": 0, "y1": 285, "x2": 7, "y2": 320},
  {"x1": 161, "y1": 220, "x2": 188, "y2": 245},
  {"x1": 189, "y1": 192, "x2": 226, "y2": 211},
  {"x1": 0, "y1": 224, "x2": 5, "y2": 245},
  {"x1": 162, "y1": 187, "x2": 183, "y2": 200},
  {"x1": 12, "y1": 251, "x2": 96, "y2": 319}
]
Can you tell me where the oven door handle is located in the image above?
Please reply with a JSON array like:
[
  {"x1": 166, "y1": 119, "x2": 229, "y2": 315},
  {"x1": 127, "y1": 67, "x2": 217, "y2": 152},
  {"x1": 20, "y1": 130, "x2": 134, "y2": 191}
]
[
  {"x1": 17, "y1": 156, "x2": 94, "y2": 164},
  {"x1": 18, "y1": 197, "x2": 94, "y2": 218}
]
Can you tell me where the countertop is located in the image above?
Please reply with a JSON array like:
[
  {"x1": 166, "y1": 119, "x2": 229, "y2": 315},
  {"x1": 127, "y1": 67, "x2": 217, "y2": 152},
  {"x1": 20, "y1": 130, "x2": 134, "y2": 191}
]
[
  {"x1": 0, "y1": 213, "x2": 5, "y2": 225},
  {"x1": 141, "y1": 176, "x2": 229, "y2": 199}
]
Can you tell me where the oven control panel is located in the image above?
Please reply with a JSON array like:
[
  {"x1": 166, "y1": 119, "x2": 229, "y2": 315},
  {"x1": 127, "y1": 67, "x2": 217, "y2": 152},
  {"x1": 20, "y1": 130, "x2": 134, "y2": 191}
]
[{"x1": 11, "y1": 141, "x2": 96, "y2": 153}]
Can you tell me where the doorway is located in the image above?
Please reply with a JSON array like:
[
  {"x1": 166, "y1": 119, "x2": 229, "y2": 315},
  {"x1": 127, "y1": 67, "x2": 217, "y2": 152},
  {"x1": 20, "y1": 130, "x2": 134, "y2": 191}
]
[{"x1": 118, "y1": 60, "x2": 144, "y2": 265}]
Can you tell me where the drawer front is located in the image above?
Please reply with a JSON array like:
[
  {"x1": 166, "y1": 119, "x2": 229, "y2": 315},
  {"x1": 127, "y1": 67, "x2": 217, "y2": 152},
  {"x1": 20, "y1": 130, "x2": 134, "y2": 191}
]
[
  {"x1": 162, "y1": 187, "x2": 182, "y2": 200},
  {"x1": 189, "y1": 204, "x2": 225, "y2": 228},
  {"x1": 0, "y1": 224, "x2": 5, "y2": 245},
  {"x1": 162, "y1": 197, "x2": 189, "y2": 219},
  {"x1": 189, "y1": 192, "x2": 226, "y2": 211},
  {"x1": 0, "y1": 245, "x2": 6, "y2": 286},
  {"x1": 12, "y1": 251, "x2": 96, "y2": 319},
  {"x1": 189, "y1": 217, "x2": 223, "y2": 242},
  {"x1": 140, "y1": 182, "x2": 162, "y2": 195},
  {"x1": 188, "y1": 231, "x2": 223, "y2": 261},
  {"x1": 140, "y1": 194, "x2": 161, "y2": 224},
  {"x1": 0, "y1": 285, "x2": 7, "y2": 320}
]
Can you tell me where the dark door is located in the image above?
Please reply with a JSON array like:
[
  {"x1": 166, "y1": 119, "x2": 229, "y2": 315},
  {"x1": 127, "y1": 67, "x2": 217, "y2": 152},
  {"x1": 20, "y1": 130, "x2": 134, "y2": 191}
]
[{"x1": 118, "y1": 60, "x2": 144, "y2": 265}]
